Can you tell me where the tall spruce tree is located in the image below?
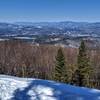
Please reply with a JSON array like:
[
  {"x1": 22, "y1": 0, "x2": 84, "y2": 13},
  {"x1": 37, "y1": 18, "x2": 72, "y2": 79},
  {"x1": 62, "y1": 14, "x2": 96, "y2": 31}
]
[
  {"x1": 54, "y1": 48, "x2": 68, "y2": 83},
  {"x1": 76, "y1": 40, "x2": 92, "y2": 87}
]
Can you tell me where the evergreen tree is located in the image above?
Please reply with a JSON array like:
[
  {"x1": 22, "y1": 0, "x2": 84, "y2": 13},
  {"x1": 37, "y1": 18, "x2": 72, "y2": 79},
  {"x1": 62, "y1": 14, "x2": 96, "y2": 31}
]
[
  {"x1": 54, "y1": 48, "x2": 68, "y2": 83},
  {"x1": 76, "y1": 40, "x2": 92, "y2": 87}
]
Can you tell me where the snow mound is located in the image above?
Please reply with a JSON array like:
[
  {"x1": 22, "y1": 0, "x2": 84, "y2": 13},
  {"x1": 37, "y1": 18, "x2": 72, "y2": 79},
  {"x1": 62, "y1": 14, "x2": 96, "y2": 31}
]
[{"x1": 0, "y1": 75, "x2": 100, "y2": 100}]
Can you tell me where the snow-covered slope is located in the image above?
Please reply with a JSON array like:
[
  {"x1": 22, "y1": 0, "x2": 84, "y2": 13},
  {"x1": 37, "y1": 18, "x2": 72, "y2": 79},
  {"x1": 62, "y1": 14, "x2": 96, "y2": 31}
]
[{"x1": 0, "y1": 75, "x2": 100, "y2": 100}]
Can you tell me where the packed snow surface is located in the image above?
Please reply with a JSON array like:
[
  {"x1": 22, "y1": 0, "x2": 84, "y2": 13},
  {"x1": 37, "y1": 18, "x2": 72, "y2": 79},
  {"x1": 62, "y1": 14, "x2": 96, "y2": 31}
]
[{"x1": 0, "y1": 75, "x2": 100, "y2": 100}]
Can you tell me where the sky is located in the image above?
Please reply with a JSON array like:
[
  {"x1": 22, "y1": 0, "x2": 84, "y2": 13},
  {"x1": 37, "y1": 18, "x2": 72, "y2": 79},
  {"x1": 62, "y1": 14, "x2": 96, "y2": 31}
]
[{"x1": 0, "y1": 0, "x2": 100, "y2": 22}]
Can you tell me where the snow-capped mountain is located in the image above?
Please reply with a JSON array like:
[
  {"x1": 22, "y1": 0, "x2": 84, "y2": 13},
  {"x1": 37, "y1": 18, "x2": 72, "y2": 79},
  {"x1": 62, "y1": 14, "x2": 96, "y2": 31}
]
[{"x1": 0, "y1": 75, "x2": 100, "y2": 100}]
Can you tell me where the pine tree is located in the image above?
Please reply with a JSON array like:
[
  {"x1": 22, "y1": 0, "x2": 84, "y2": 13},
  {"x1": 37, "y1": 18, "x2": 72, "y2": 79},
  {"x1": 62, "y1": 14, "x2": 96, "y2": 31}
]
[
  {"x1": 76, "y1": 40, "x2": 92, "y2": 87},
  {"x1": 54, "y1": 48, "x2": 68, "y2": 83}
]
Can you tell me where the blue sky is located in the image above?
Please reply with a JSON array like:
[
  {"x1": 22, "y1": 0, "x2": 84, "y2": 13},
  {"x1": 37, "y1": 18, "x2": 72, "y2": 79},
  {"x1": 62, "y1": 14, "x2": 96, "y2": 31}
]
[{"x1": 0, "y1": 0, "x2": 100, "y2": 22}]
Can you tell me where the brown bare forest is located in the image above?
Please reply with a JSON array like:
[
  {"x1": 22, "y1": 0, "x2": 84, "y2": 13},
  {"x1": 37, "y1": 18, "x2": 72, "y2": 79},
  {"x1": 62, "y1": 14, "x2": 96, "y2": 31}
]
[{"x1": 0, "y1": 40, "x2": 100, "y2": 88}]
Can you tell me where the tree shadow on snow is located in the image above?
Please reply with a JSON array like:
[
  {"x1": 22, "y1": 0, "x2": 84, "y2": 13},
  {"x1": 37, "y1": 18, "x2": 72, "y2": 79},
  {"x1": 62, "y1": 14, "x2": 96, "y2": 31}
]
[
  {"x1": 11, "y1": 79, "x2": 70, "y2": 100},
  {"x1": 11, "y1": 79, "x2": 100, "y2": 100}
]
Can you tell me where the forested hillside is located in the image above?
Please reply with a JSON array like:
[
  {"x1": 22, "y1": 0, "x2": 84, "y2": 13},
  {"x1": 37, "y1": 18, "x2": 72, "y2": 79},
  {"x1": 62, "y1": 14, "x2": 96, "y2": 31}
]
[{"x1": 0, "y1": 40, "x2": 100, "y2": 89}]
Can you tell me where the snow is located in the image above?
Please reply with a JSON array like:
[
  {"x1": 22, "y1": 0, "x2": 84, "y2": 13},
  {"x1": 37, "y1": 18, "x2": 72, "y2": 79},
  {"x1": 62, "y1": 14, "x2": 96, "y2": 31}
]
[
  {"x1": 0, "y1": 75, "x2": 100, "y2": 100},
  {"x1": 14, "y1": 37, "x2": 35, "y2": 40},
  {"x1": 0, "y1": 39, "x2": 9, "y2": 41}
]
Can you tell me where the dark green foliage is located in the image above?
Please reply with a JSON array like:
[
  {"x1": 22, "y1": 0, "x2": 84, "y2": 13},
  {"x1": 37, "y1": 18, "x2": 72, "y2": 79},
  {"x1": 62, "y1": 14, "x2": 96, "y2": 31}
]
[
  {"x1": 76, "y1": 41, "x2": 93, "y2": 87},
  {"x1": 54, "y1": 48, "x2": 68, "y2": 83}
]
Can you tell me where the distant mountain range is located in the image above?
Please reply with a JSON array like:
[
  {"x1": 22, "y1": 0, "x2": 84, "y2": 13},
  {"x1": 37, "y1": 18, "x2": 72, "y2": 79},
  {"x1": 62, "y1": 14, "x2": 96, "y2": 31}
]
[{"x1": 0, "y1": 21, "x2": 100, "y2": 48}]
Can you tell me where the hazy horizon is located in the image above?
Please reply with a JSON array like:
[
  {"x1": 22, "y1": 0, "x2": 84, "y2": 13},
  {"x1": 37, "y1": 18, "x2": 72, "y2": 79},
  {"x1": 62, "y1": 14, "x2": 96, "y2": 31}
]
[
  {"x1": 0, "y1": 0, "x2": 100, "y2": 22},
  {"x1": 1, "y1": 20, "x2": 100, "y2": 23}
]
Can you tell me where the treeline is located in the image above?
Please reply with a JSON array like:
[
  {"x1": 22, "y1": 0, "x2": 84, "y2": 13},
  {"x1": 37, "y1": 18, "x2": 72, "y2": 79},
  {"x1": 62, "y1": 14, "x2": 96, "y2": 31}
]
[{"x1": 0, "y1": 40, "x2": 100, "y2": 88}]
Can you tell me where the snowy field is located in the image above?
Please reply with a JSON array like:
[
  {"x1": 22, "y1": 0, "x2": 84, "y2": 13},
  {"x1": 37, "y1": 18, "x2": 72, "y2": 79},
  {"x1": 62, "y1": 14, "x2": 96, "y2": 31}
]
[{"x1": 0, "y1": 75, "x2": 100, "y2": 100}]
